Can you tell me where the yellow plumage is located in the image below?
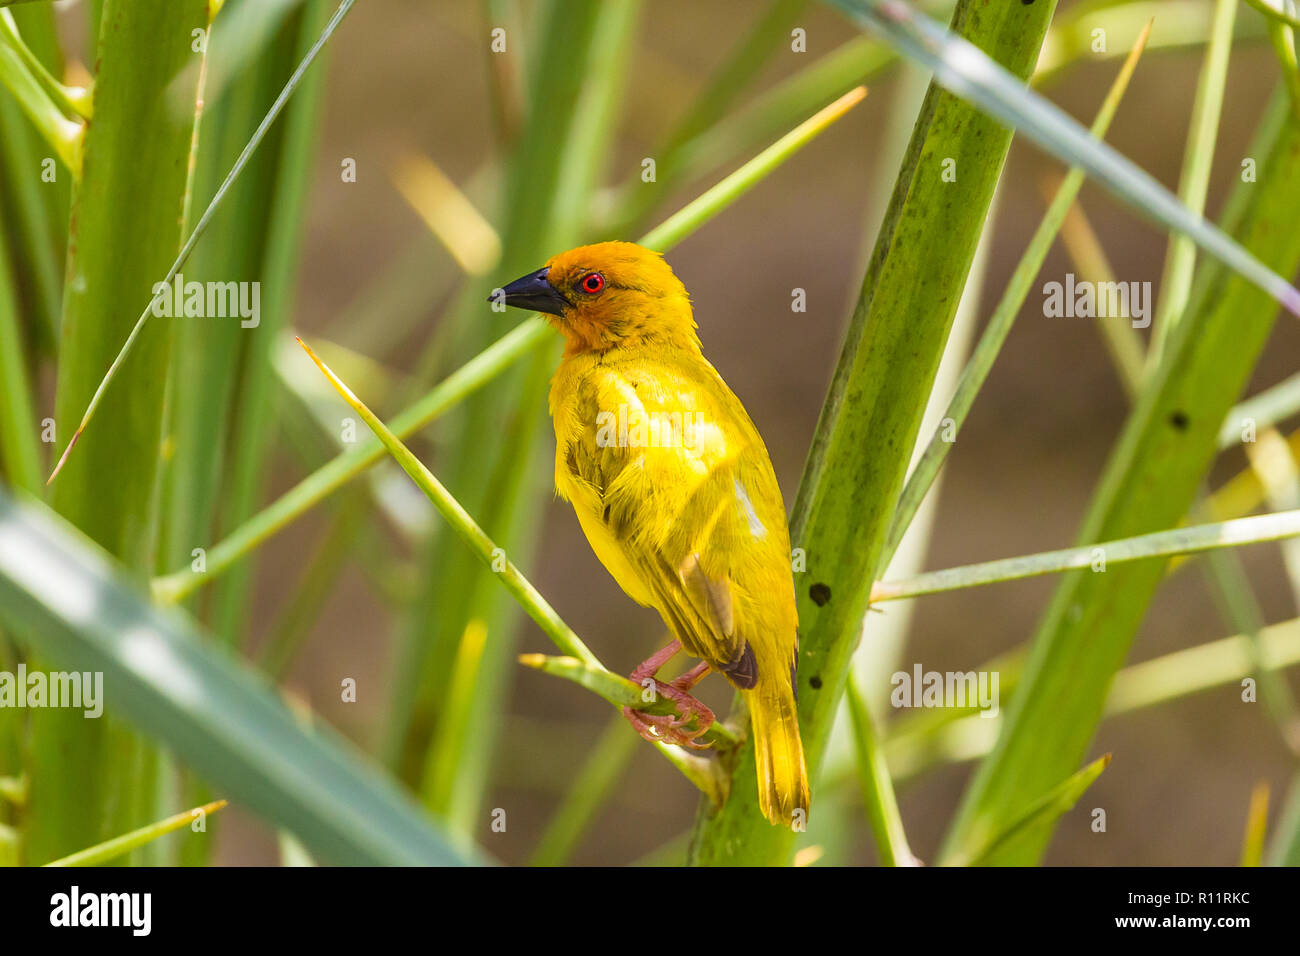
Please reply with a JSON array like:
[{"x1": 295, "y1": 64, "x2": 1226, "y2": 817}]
[{"x1": 498, "y1": 241, "x2": 809, "y2": 826}]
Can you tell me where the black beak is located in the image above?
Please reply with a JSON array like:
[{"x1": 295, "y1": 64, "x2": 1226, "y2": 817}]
[{"x1": 492, "y1": 267, "x2": 569, "y2": 316}]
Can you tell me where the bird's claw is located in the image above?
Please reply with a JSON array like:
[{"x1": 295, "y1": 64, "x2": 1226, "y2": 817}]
[{"x1": 623, "y1": 678, "x2": 715, "y2": 750}]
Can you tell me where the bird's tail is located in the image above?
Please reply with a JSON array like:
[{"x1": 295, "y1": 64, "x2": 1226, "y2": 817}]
[{"x1": 745, "y1": 678, "x2": 810, "y2": 827}]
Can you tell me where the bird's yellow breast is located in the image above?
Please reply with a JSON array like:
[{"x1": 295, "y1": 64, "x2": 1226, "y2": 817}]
[{"x1": 548, "y1": 345, "x2": 798, "y2": 652}]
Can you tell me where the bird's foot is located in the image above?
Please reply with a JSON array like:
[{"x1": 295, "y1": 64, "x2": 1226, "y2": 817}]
[
  {"x1": 623, "y1": 685, "x2": 715, "y2": 750},
  {"x1": 624, "y1": 644, "x2": 715, "y2": 749}
]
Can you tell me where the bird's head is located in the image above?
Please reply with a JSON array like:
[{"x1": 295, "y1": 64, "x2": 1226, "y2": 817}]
[{"x1": 492, "y1": 241, "x2": 697, "y2": 354}]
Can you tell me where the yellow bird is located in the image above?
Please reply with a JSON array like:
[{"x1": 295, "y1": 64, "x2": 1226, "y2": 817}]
[{"x1": 496, "y1": 241, "x2": 809, "y2": 826}]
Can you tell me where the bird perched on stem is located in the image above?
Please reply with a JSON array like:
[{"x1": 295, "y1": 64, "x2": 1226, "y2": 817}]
[{"x1": 494, "y1": 241, "x2": 809, "y2": 826}]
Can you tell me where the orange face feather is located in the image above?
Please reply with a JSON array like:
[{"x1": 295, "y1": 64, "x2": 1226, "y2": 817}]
[{"x1": 501, "y1": 241, "x2": 699, "y2": 354}]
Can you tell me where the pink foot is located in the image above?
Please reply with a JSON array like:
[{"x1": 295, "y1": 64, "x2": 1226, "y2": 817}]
[{"x1": 623, "y1": 642, "x2": 715, "y2": 749}]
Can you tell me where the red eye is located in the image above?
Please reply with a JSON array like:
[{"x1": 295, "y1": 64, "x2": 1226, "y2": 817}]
[{"x1": 580, "y1": 272, "x2": 604, "y2": 294}]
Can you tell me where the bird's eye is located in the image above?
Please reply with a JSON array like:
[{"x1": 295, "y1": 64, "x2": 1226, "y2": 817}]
[{"x1": 579, "y1": 272, "x2": 604, "y2": 294}]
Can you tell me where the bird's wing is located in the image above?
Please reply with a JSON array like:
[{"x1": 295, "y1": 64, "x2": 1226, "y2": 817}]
[{"x1": 557, "y1": 353, "x2": 793, "y2": 685}]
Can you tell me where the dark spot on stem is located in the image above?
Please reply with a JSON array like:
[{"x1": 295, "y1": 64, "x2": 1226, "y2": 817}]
[
  {"x1": 809, "y1": 582, "x2": 831, "y2": 606},
  {"x1": 1169, "y1": 410, "x2": 1190, "y2": 431},
  {"x1": 809, "y1": 675, "x2": 823, "y2": 690}
]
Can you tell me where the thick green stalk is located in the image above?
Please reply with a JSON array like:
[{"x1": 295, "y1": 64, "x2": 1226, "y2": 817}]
[
  {"x1": 689, "y1": 0, "x2": 1058, "y2": 865},
  {"x1": 0, "y1": 0, "x2": 67, "y2": 351},
  {"x1": 0, "y1": 201, "x2": 41, "y2": 493},
  {"x1": 25, "y1": 0, "x2": 210, "y2": 865},
  {"x1": 942, "y1": 89, "x2": 1300, "y2": 866}
]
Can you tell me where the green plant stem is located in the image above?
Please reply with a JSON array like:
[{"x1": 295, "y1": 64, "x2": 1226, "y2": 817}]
[
  {"x1": 0, "y1": 208, "x2": 41, "y2": 493},
  {"x1": 213, "y1": 0, "x2": 335, "y2": 660},
  {"x1": 1221, "y1": 372, "x2": 1300, "y2": 448},
  {"x1": 846, "y1": 677, "x2": 913, "y2": 865},
  {"x1": 44, "y1": 801, "x2": 227, "y2": 867},
  {"x1": 1265, "y1": 17, "x2": 1300, "y2": 121},
  {"x1": 1146, "y1": 0, "x2": 1237, "y2": 370},
  {"x1": 0, "y1": 10, "x2": 82, "y2": 175},
  {"x1": 1245, "y1": 0, "x2": 1300, "y2": 29},
  {"x1": 873, "y1": 509, "x2": 1300, "y2": 602},
  {"x1": 0, "y1": 10, "x2": 90, "y2": 120},
  {"x1": 0, "y1": 0, "x2": 68, "y2": 352},
  {"x1": 1268, "y1": 771, "x2": 1300, "y2": 865},
  {"x1": 293, "y1": 340, "x2": 592, "y2": 668}
]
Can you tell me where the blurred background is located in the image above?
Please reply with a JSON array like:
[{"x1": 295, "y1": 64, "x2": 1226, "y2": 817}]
[{"x1": 14, "y1": 0, "x2": 1300, "y2": 864}]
